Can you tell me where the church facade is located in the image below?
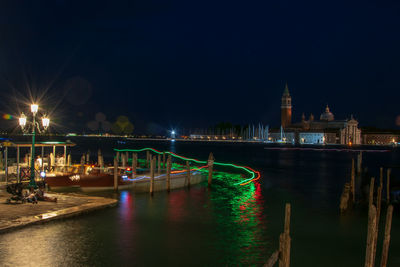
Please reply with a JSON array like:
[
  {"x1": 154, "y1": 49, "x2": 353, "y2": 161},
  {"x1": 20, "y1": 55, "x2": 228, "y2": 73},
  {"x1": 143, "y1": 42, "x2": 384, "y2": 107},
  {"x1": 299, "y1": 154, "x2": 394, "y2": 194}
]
[{"x1": 279, "y1": 85, "x2": 362, "y2": 145}]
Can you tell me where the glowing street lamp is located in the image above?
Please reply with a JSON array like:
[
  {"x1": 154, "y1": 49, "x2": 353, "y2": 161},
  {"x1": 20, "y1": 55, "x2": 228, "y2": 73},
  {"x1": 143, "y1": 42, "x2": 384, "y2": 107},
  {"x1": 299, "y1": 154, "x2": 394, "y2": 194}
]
[{"x1": 19, "y1": 103, "x2": 50, "y2": 187}]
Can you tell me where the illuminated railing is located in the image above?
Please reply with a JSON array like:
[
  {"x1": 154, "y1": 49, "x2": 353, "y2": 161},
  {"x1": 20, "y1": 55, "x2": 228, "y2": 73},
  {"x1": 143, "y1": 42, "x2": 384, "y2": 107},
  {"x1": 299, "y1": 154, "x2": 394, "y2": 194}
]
[{"x1": 113, "y1": 147, "x2": 260, "y2": 186}]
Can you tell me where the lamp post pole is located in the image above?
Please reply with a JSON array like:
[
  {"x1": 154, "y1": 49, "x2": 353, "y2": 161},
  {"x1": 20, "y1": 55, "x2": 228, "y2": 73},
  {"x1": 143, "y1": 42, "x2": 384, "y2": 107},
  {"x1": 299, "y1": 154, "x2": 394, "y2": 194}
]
[{"x1": 30, "y1": 112, "x2": 36, "y2": 187}]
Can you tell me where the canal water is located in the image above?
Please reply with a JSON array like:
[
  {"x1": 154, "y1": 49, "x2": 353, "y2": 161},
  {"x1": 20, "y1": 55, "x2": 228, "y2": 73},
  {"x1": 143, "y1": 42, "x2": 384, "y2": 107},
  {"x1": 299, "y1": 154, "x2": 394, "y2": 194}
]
[{"x1": 0, "y1": 139, "x2": 399, "y2": 266}]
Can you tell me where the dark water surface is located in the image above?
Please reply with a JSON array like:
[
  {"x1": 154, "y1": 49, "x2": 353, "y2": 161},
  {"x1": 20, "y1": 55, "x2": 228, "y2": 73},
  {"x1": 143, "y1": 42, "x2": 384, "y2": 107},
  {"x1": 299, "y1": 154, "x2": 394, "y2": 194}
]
[{"x1": 1, "y1": 138, "x2": 399, "y2": 266}]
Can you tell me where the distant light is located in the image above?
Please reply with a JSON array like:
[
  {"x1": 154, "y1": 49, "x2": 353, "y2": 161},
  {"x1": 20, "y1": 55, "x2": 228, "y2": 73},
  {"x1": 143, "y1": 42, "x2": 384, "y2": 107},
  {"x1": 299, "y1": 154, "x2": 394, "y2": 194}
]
[
  {"x1": 122, "y1": 175, "x2": 128, "y2": 179},
  {"x1": 171, "y1": 130, "x2": 175, "y2": 135},
  {"x1": 31, "y1": 104, "x2": 39, "y2": 114},
  {"x1": 40, "y1": 171, "x2": 46, "y2": 178}
]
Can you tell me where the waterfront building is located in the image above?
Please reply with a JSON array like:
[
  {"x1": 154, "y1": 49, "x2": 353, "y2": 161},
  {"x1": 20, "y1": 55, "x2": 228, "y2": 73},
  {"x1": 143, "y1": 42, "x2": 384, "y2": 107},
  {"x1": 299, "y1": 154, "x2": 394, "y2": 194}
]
[
  {"x1": 279, "y1": 85, "x2": 361, "y2": 145},
  {"x1": 361, "y1": 131, "x2": 400, "y2": 145}
]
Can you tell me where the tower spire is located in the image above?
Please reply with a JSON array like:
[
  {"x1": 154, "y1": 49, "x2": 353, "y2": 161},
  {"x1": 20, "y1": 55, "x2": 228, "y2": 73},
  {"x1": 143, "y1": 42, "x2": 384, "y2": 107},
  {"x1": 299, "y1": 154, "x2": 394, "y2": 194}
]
[{"x1": 283, "y1": 82, "x2": 290, "y2": 96}]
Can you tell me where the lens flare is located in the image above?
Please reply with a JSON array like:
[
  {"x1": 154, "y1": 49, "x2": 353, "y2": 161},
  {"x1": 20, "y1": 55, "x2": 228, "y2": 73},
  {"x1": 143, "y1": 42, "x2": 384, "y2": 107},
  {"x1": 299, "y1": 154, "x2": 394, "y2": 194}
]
[{"x1": 2, "y1": 114, "x2": 13, "y2": 120}]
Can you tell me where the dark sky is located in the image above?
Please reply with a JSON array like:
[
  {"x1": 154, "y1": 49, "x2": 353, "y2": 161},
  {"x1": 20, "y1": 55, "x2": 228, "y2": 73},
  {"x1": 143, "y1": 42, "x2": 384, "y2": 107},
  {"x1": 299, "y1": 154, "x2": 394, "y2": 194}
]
[{"x1": 0, "y1": 0, "x2": 400, "y2": 134}]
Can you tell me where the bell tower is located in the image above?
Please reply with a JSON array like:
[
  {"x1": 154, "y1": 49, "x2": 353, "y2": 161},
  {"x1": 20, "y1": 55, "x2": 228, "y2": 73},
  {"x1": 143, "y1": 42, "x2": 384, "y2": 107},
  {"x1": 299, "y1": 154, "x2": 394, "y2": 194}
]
[{"x1": 281, "y1": 83, "x2": 292, "y2": 128}]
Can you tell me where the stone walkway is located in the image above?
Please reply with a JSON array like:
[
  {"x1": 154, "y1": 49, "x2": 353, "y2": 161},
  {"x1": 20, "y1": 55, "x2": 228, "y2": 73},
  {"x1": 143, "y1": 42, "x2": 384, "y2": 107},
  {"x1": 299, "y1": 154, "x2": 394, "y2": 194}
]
[{"x1": 0, "y1": 189, "x2": 117, "y2": 233}]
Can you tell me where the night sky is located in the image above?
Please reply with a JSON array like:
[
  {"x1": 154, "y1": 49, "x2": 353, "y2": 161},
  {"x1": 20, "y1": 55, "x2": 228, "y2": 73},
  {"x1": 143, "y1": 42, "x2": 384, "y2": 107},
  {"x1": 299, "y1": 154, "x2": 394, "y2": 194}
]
[{"x1": 0, "y1": 0, "x2": 400, "y2": 134}]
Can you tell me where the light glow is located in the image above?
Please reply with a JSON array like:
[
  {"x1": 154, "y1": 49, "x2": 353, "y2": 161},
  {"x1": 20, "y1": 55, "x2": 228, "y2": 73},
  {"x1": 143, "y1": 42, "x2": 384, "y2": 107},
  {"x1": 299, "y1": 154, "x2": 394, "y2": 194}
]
[
  {"x1": 42, "y1": 117, "x2": 50, "y2": 128},
  {"x1": 114, "y1": 147, "x2": 260, "y2": 186},
  {"x1": 31, "y1": 104, "x2": 39, "y2": 114},
  {"x1": 19, "y1": 113, "x2": 27, "y2": 127}
]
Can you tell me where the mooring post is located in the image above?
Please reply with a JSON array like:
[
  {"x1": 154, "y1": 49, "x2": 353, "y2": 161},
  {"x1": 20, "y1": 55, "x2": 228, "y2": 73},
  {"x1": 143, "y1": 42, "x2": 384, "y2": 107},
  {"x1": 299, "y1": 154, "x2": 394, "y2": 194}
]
[
  {"x1": 157, "y1": 154, "x2": 161, "y2": 174},
  {"x1": 146, "y1": 151, "x2": 150, "y2": 169},
  {"x1": 386, "y1": 168, "x2": 391, "y2": 203},
  {"x1": 67, "y1": 154, "x2": 71, "y2": 167},
  {"x1": 369, "y1": 177, "x2": 375, "y2": 208},
  {"x1": 208, "y1": 152, "x2": 214, "y2": 187},
  {"x1": 186, "y1": 161, "x2": 191, "y2": 188},
  {"x1": 116, "y1": 151, "x2": 120, "y2": 165},
  {"x1": 376, "y1": 184, "x2": 382, "y2": 229},
  {"x1": 365, "y1": 205, "x2": 377, "y2": 267},
  {"x1": 86, "y1": 150, "x2": 90, "y2": 165},
  {"x1": 357, "y1": 151, "x2": 363, "y2": 175},
  {"x1": 351, "y1": 158, "x2": 355, "y2": 202},
  {"x1": 132, "y1": 153, "x2": 137, "y2": 177},
  {"x1": 162, "y1": 152, "x2": 166, "y2": 170},
  {"x1": 279, "y1": 203, "x2": 291, "y2": 267},
  {"x1": 113, "y1": 156, "x2": 118, "y2": 191},
  {"x1": 380, "y1": 205, "x2": 394, "y2": 267},
  {"x1": 166, "y1": 155, "x2": 171, "y2": 192},
  {"x1": 150, "y1": 156, "x2": 155, "y2": 195}
]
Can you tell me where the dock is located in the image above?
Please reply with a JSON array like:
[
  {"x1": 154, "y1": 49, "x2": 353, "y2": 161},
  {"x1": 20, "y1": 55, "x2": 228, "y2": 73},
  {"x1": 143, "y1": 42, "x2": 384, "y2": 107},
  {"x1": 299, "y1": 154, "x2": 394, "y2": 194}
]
[{"x1": 0, "y1": 190, "x2": 117, "y2": 233}]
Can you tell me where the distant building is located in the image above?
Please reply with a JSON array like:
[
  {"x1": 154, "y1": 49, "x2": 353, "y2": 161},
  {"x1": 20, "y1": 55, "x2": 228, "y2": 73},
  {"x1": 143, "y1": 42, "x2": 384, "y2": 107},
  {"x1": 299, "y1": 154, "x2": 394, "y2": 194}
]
[
  {"x1": 279, "y1": 85, "x2": 361, "y2": 145},
  {"x1": 362, "y1": 132, "x2": 400, "y2": 145},
  {"x1": 281, "y1": 83, "x2": 292, "y2": 128}
]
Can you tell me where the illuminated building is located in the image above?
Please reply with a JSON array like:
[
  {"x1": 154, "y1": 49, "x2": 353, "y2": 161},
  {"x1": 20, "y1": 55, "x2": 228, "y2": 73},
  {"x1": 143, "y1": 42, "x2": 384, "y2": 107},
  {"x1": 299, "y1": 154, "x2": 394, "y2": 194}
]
[
  {"x1": 280, "y1": 85, "x2": 361, "y2": 145},
  {"x1": 281, "y1": 83, "x2": 292, "y2": 128}
]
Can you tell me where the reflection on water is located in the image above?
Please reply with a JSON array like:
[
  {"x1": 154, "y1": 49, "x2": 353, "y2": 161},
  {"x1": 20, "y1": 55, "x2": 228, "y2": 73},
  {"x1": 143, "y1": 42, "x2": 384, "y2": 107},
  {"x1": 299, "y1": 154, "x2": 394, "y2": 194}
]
[{"x1": 0, "y1": 141, "x2": 400, "y2": 266}]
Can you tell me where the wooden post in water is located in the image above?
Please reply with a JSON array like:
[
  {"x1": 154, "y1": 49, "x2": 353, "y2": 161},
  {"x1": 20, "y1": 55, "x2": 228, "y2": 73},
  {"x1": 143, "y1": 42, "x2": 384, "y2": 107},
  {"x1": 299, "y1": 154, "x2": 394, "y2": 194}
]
[
  {"x1": 208, "y1": 152, "x2": 214, "y2": 188},
  {"x1": 162, "y1": 152, "x2": 166, "y2": 169},
  {"x1": 166, "y1": 155, "x2": 171, "y2": 192},
  {"x1": 113, "y1": 156, "x2": 118, "y2": 191},
  {"x1": 279, "y1": 203, "x2": 291, "y2": 267},
  {"x1": 369, "y1": 177, "x2": 375, "y2": 208},
  {"x1": 351, "y1": 158, "x2": 355, "y2": 203},
  {"x1": 132, "y1": 153, "x2": 137, "y2": 177},
  {"x1": 122, "y1": 153, "x2": 127, "y2": 168},
  {"x1": 380, "y1": 205, "x2": 394, "y2": 267},
  {"x1": 150, "y1": 156, "x2": 155, "y2": 195},
  {"x1": 186, "y1": 161, "x2": 191, "y2": 188},
  {"x1": 365, "y1": 204, "x2": 377, "y2": 267},
  {"x1": 157, "y1": 154, "x2": 161, "y2": 174},
  {"x1": 357, "y1": 151, "x2": 363, "y2": 175},
  {"x1": 386, "y1": 169, "x2": 391, "y2": 203},
  {"x1": 146, "y1": 151, "x2": 150, "y2": 168}
]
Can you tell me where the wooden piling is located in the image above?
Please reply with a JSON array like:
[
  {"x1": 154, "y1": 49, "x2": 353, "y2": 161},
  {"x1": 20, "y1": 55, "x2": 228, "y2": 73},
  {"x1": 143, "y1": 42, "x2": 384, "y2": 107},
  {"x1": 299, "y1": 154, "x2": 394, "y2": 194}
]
[
  {"x1": 351, "y1": 158, "x2": 355, "y2": 202},
  {"x1": 186, "y1": 161, "x2": 191, "y2": 188},
  {"x1": 146, "y1": 151, "x2": 150, "y2": 168},
  {"x1": 386, "y1": 169, "x2": 391, "y2": 203},
  {"x1": 162, "y1": 152, "x2": 166, "y2": 169},
  {"x1": 369, "y1": 177, "x2": 375, "y2": 208},
  {"x1": 380, "y1": 167, "x2": 383, "y2": 188},
  {"x1": 376, "y1": 185, "x2": 382, "y2": 228},
  {"x1": 279, "y1": 203, "x2": 291, "y2": 267},
  {"x1": 166, "y1": 155, "x2": 171, "y2": 192},
  {"x1": 150, "y1": 156, "x2": 155, "y2": 195},
  {"x1": 157, "y1": 154, "x2": 161, "y2": 174},
  {"x1": 340, "y1": 183, "x2": 351, "y2": 213},
  {"x1": 132, "y1": 153, "x2": 137, "y2": 176},
  {"x1": 380, "y1": 205, "x2": 394, "y2": 267},
  {"x1": 365, "y1": 205, "x2": 377, "y2": 267},
  {"x1": 208, "y1": 152, "x2": 214, "y2": 187},
  {"x1": 113, "y1": 157, "x2": 118, "y2": 191},
  {"x1": 357, "y1": 151, "x2": 363, "y2": 175}
]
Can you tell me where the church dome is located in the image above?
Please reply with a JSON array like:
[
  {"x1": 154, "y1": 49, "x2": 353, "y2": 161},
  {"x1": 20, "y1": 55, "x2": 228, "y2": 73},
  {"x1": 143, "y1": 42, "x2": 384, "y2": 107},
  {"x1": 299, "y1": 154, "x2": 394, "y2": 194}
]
[{"x1": 320, "y1": 105, "x2": 335, "y2": 121}]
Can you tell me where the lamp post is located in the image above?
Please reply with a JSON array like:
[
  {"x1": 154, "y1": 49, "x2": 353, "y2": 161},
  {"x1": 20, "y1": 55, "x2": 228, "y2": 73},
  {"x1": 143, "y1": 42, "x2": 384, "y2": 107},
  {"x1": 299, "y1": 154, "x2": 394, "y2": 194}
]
[{"x1": 19, "y1": 104, "x2": 50, "y2": 187}]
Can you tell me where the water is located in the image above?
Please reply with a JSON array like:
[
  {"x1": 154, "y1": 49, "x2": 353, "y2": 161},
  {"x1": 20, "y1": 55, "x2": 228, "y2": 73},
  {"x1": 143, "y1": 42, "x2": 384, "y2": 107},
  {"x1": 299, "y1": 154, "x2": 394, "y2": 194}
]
[{"x1": 1, "y1": 139, "x2": 399, "y2": 266}]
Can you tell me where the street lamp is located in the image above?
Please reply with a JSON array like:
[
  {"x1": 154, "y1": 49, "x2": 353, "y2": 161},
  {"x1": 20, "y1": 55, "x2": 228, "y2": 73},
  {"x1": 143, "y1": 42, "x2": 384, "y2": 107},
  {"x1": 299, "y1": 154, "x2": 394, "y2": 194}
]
[{"x1": 19, "y1": 103, "x2": 50, "y2": 187}]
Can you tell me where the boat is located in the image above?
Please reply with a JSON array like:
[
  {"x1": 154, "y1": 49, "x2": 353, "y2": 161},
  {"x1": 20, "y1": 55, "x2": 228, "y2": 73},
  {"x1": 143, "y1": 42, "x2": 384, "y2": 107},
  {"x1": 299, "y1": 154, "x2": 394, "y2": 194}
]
[
  {"x1": 45, "y1": 165, "x2": 134, "y2": 190},
  {"x1": 45, "y1": 164, "x2": 205, "y2": 192}
]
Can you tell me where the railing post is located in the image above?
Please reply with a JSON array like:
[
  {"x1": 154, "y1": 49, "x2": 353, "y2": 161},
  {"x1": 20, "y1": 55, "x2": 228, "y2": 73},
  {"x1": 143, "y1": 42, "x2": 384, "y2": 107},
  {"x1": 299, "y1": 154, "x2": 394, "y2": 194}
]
[
  {"x1": 166, "y1": 155, "x2": 171, "y2": 192},
  {"x1": 113, "y1": 156, "x2": 118, "y2": 191}
]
